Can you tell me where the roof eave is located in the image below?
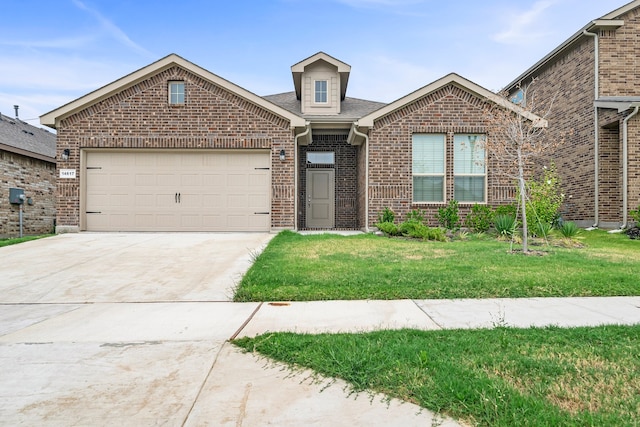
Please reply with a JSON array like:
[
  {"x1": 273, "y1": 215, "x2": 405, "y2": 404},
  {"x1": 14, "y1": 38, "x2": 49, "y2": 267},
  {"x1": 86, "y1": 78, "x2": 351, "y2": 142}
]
[{"x1": 41, "y1": 54, "x2": 306, "y2": 129}]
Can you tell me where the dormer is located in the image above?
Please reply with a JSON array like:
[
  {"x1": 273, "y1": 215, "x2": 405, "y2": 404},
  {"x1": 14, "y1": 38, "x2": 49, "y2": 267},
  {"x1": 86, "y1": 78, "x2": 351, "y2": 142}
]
[{"x1": 291, "y1": 52, "x2": 351, "y2": 115}]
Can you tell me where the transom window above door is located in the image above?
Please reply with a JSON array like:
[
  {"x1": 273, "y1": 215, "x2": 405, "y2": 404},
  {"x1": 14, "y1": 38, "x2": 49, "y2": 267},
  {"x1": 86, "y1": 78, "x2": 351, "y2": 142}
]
[{"x1": 307, "y1": 151, "x2": 335, "y2": 164}]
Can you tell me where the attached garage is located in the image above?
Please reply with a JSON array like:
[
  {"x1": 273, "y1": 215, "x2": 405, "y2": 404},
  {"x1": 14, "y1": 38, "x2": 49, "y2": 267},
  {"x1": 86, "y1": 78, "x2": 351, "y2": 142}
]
[{"x1": 82, "y1": 150, "x2": 270, "y2": 232}]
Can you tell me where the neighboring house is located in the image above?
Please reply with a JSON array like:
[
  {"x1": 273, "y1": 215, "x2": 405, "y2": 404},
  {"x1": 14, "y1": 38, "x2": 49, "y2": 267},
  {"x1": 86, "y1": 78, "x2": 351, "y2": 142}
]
[
  {"x1": 0, "y1": 111, "x2": 56, "y2": 237},
  {"x1": 505, "y1": 0, "x2": 640, "y2": 229},
  {"x1": 41, "y1": 52, "x2": 540, "y2": 233}
]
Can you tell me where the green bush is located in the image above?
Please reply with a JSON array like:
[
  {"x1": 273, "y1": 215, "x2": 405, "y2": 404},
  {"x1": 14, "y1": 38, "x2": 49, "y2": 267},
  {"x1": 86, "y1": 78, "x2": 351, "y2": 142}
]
[
  {"x1": 559, "y1": 221, "x2": 580, "y2": 238},
  {"x1": 533, "y1": 221, "x2": 553, "y2": 238},
  {"x1": 494, "y1": 204, "x2": 517, "y2": 219},
  {"x1": 465, "y1": 204, "x2": 494, "y2": 233},
  {"x1": 376, "y1": 221, "x2": 400, "y2": 236},
  {"x1": 377, "y1": 207, "x2": 395, "y2": 224},
  {"x1": 436, "y1": 200, "x2": 460, "y2": 231},
  {"x1": 630, "y1": 205, "x2": 640, "y2": 224},
  {"x1": 524, "y1": 164, "x2": 564, "y2": 227},
  {"x1": 406, "y1": 208, "x2": 426, "y2": 223},
  {"x1": 494, "y1": 214, "x2": 517, "y2": 237}
]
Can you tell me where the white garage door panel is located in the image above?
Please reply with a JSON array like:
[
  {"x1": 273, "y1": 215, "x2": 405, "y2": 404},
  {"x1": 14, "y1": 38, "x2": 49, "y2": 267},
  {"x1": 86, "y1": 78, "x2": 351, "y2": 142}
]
[{"x1": 85, "y1": 151, "x2": 270, "y2": 231}]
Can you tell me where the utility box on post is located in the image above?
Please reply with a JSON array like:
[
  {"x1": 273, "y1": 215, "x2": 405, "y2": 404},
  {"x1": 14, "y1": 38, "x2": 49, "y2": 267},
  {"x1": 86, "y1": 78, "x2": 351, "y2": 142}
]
[{"x1": 9, "y1": 188, "x2": 25, "y2": 204}]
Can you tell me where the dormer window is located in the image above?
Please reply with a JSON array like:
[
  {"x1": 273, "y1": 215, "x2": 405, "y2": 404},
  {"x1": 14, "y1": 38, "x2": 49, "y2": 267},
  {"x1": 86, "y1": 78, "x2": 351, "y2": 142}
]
[
  {"x1": 314, "y1": 80, "x2": 328, "y2": 103},
  {"x1": 168, "y1": 81, "x2": 185, "y2": 105}
]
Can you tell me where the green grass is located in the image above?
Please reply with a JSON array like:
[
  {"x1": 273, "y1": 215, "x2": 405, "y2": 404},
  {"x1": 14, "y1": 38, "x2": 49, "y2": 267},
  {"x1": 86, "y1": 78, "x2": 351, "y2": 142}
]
[
  {"x1": 0, "y1": 234, "x2": 53, "y2": 248},
  {"x1": 234, "y1": 325, "x2": 640, "y2": 426},
  {"x1": 234, "y1": 230, "x2": 640, "y2": 301}
]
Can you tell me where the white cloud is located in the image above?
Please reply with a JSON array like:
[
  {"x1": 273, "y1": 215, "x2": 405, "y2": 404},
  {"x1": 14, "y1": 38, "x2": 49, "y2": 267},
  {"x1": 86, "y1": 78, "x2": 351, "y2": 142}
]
[
  {"x1": 492, "y1": 0, "x2": 556, "y2": 45},
  {"x1": 72, "y1": 0, "x2": 155, "y2": 58}
]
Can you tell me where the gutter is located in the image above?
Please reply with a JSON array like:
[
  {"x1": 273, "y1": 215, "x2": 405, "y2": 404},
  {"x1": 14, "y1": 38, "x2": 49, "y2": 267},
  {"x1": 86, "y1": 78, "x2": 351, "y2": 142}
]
[
  {"x1": 583, "y1": 28, "x2": 600, "y2": 229},
  {"x1": 293, "y1": 124, "x2": 311, "y2": 231},
  {"x1": 351, "y1": 124, "x2": 370, "y2": 232},
  {"x1": 621, "y1": 105, "x2": 639, "y2": 229}
]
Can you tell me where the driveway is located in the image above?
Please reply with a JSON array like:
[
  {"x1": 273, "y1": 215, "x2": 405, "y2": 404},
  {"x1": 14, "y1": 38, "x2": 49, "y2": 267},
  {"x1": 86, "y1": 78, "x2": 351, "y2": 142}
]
[{"x1": 1, "y1": 232, "x2": 273, "y2": 303}]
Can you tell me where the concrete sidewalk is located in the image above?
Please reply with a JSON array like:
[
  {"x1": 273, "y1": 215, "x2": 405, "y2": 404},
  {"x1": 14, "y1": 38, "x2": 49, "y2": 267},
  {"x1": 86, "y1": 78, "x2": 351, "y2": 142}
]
[{"x1": 2, "y1": 296, "x2": 638, "y2": 426}]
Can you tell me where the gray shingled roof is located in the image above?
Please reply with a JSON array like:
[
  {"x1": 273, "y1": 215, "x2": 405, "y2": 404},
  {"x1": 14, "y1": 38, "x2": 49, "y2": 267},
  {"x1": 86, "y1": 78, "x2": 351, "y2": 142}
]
[
  {"x1": 263, "y1": 92, "x2": 387, "y2": 121},
  {"x1": 0, "y1": 113, "x2": 56, "y2": 161}
]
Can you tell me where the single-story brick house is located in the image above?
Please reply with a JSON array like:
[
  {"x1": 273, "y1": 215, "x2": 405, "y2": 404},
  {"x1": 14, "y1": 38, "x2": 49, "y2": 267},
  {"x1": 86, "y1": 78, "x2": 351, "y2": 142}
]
[
  {"x1": 505, "y1": 0, "x2": 640, "y2": 229},
  {"x1": 1, "y1": 111, "x2": 56, "y2": 237},
  {"x1": 41, "y1": 52, "x2": 541, "y2": 233}
]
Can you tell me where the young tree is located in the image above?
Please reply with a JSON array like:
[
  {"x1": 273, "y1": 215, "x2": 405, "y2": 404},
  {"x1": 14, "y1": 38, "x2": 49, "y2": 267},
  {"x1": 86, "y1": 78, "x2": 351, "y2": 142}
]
[{"x1": 483, "y1": 80, "x2": 565, "y2": 253}]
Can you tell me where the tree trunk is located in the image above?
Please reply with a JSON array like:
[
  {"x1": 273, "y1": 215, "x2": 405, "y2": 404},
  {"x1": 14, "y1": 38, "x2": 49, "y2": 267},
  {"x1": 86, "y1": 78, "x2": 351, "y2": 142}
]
[{"x1": 517, "y1": 148, "x2": 529, "y2": 252}]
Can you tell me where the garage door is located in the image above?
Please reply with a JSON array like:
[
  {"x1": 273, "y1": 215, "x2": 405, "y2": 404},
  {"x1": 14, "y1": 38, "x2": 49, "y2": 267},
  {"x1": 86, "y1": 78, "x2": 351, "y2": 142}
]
[{"x1": 85, "y1": 151, "x2": 270, "y2": 231}]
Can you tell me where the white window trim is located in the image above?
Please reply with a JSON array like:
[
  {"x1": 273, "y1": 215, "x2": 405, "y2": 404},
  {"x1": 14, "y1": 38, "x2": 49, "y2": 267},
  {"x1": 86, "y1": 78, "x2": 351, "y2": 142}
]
[
  {"x1": 314, "y1": 80, "x2": 328, "y2": 105},
  {"x1": 453, "y1": 134, "x2": 487, "y2": 204},
  {"x1": 168, "y1": 81, "x2": 185, "y2": 105},
  {"x1": 412, "y1": 133, "x2": 446, "y2": 204}
]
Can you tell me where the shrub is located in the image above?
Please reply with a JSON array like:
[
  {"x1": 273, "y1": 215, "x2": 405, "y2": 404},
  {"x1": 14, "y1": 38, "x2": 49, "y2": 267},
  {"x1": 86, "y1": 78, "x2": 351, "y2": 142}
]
[
  {"x1": 406, "y1": 208, "x2": 426, "y2": 223},
  {"x1": 436, "y1": 200, "x2": 460, "y2": 231},
  {"x1": 376, "y1": 221, "x2": 400, "y2": 236},
  {"x1": 524, "y1": 164, "x2": 564, "y2": 227},
  {"x1": 533, "y1": 221, "x2": 553, "y2": 238},
  {"x1": 630, "y1": 205, "x2": 640, "y2": 224},
  {"x1": 465, "y1": 204, "x2": 494, "y2": 233},
  {"x1": 397, "y1": 219, "x2": 447, "y2": 241},
  {"x1": 494, "y1": 214, "x2": 517, "y2": 237},
  {"x1": 377, "y1": 207, "x2": 395, "y2": 224},
  {"x1": 559, "y1": 221, "x2": 580, "y2": 238},
  {"x1": 494, "y1": 204, "x2": 517, "y2": 219}
]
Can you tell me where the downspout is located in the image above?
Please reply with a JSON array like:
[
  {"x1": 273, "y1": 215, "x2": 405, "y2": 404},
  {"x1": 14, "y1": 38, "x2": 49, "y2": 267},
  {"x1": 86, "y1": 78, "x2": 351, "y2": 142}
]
[
  {"x1": 294, "y1": 124, "x2": 310, "y2": 232},
  {"x1": 621, "y1": 105, "x2": 639, "y2": 230},
  {"x1": 583, "y1": 28, "x2": 599, "y2": 228},
  {"x1": 352, "y1": 124, "x2": 370, "y2": 232}
]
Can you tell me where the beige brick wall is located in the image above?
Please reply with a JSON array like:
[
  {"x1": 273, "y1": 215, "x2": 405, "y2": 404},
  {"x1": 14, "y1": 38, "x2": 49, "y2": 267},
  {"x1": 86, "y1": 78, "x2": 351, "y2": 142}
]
[
  {"x1": 55, "y1": 66, "x2": 296, "y2": 231},
  {"x1": 367, "y1": 84, "x2": 513, "y2": 227},
  {"x1": 1, "y1": 151, "x2": 56, "y2": 237}
]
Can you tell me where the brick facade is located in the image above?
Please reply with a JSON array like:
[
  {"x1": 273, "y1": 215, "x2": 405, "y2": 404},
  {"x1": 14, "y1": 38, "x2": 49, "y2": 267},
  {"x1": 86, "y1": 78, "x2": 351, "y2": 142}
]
[
  {"x1": 367, "y1": 84, "x2": 513, "y2": 227},
  {"x1": 0, "y1": 150, "x2": 56, "y2": 237},
  {"x1": 298, "y1": 133, "x2": 358, "y2": 229},
  {"x1": 54, "y1": 66, "x2": 296, "y2": 231}
]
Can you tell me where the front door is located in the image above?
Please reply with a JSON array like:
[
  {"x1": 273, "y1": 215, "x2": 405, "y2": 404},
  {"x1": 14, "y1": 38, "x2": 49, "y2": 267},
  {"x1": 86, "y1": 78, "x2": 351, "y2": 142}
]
[{"x1": 306, "y1": 169, "x2": 335, "y2": 228}]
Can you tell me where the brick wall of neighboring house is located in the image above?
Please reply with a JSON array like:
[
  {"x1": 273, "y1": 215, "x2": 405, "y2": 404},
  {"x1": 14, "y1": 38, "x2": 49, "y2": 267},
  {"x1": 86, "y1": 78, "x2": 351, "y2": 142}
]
[
  {"x1": 54, "y1": 66, "x2": 296, "y2": 231},
  {"x1": 629, "y1": 117, "x2": 640, "y2": 218},
  {"x1": 510, "y1": 37, "x2": 598, "y2": 224},
  {"x1": 367, "y1": 84, "x2": 513, "y2": 227},
  {"x1": 0, "y1": 150, "x2": 56, "y2": 237},
  {"x1": 356, "y1": 141, "x2": 367, "y2": 228},
  {"x1": 298, "y1": 134, "x2": 358, "y2": 229},
  {"x1": 599, "y1": 8, "x2": 640, "y2": 97}
]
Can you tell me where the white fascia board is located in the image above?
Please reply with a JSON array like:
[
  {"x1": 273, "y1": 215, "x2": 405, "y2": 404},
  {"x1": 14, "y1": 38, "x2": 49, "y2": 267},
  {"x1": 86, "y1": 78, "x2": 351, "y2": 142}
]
[
  {"x1": 41, "y1": 54, "x2": 305, "y2": 129},
  {"x1": 357, "y1": 73, "x2": 546, "y2": 129}
]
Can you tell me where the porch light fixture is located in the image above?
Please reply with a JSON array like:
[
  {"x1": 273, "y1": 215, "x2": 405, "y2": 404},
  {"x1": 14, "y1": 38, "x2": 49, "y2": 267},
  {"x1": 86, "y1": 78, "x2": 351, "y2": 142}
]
[
  {"x1": 61, "y1": 149, "x2": 70, "y2": 161},
  {"x1": 279, "y1": 149, "x2": 286, "y2": 161}
]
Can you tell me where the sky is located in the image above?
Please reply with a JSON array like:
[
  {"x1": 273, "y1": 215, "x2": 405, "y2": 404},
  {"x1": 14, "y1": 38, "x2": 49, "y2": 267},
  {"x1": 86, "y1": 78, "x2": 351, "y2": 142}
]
[{"x1": 0, "y1": 0, "x2": 627, "y2": 129}]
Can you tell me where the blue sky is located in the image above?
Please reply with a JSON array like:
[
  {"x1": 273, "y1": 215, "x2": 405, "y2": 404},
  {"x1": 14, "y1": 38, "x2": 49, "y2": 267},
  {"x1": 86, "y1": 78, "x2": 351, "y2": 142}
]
[{"x1": 0, "y1": 0, "x2": 626, "y2": 128}]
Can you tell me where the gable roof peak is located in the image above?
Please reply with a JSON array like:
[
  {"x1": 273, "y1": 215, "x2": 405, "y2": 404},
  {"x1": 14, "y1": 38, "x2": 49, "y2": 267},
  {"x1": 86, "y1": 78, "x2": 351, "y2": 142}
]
[{"x1": 291, "y1": 52, "x2": 351, "y2": 101}]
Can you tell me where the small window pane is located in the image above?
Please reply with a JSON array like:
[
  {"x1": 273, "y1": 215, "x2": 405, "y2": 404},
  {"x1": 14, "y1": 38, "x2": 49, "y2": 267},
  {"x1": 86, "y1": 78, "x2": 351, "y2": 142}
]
[
  {"x1": 413, "y1": 176, "x2": 444, "y2": 203},
  {"x1": 169, "y1": 81, "x2": 185, "y2": 105},
  {"x1": 307, "y1": 152, "x2": 334, "y2": 164},
  {"x1": 413, "y1": 134, "x2": 445, "y2": 174},
  {"x1": 454, "y1": 134, "x2": 485, "y2": 174},
  {"x1": 315, "y1": 80, "x2": 328, "y2": 103},
  {"x1": 455, "y1": 177, "x2": 485, "y2": 202}
]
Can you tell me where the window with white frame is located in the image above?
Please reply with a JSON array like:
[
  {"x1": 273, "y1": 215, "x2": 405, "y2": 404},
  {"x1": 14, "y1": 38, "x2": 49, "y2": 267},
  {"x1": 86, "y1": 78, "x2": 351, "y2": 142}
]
[
  {"x1": 454, "y1": 134, "x2": 486, "y2": 202},
  {"x1": 168, "y1": 81, "x2": 185, "y2": 105},
  {"x1": 314, "y1": 80, "x2": 328, "y2": 103},
  {"x1": 412, "y1": 134, "x2": 445, "y2": 203}
]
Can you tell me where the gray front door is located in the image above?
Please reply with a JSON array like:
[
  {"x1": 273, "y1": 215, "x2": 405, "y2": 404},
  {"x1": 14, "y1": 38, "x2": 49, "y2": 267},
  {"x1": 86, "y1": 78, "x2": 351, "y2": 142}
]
[{"x1": 306, "y1": 169, "x2": 335, "y2": 228}]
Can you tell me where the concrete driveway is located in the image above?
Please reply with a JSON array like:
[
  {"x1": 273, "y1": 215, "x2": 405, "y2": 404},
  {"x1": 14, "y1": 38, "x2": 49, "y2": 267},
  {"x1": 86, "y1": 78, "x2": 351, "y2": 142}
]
[{"x1": 1, "y1": 233, "x2": 454, "y2": 426}]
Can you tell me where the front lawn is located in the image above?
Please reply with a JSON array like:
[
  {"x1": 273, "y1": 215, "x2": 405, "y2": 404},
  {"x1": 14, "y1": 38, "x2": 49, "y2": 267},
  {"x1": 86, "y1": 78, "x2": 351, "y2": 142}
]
[
  {"x1": 234, "y1": 230, "x2": 640, "y2": 301},
  {"x1": 0, "y1": 234, "x2": 52, "y2": 248},
  {"x1": 234, "y1": 325, "x2": 640, "y2": 426}
]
